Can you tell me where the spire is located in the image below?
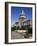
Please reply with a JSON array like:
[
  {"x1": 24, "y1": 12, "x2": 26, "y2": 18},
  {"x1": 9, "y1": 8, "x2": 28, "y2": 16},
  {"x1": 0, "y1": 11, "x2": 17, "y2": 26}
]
[
  {"x1": 22, "y1": 10, "x2": 24, "y2": 14},
  {"x1": 19, "y1": 10, "x2": 26, "y2": 19}
]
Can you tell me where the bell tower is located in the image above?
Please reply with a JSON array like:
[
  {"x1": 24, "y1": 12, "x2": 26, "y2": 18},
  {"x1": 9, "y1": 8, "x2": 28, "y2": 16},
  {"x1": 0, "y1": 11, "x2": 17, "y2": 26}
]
[{"x1": 19, "y1": 10, "x2": 26, "y2": 28}]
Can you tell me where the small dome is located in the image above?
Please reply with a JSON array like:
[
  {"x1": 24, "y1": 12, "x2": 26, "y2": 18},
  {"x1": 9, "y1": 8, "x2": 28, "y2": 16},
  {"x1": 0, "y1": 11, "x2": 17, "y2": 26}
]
[
  {"x1": 20, "y1": 10, "x2": 25, "y2": 16},
  {"x1": 19, "y1": 10, "x2": 26, "y2": 19}
]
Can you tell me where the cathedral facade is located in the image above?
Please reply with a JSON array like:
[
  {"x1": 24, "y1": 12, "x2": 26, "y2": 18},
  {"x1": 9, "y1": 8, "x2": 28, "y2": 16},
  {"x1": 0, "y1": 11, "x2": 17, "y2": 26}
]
[
  {"x1": 15, "y1": 10, "x2": 32, "y2": 29},
  {"x1": 12, "y1": 10, "x2": 32, "y2": 30}
]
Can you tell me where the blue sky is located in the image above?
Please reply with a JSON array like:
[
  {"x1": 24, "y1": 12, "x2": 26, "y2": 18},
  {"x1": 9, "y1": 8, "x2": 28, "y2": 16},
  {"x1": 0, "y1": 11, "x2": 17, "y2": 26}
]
[{"x1": 11, "y1": 6, "x2": 32, "y2": 24}]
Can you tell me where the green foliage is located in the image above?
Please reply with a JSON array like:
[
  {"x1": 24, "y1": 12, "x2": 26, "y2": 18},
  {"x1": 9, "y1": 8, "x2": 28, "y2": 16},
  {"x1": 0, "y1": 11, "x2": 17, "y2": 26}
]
[
  {"x1": 11, "y1": 26, "x2": 20, "y2": 31},
  {"x1": 16, "y1": 26, "x2": 20, "y2": 30},
  {"x1": 11, "y1": 26, "x2": 16, "y2": 31},
  {"x1": 11, "y1": 25, "x2": 32, "y2": 34},
  {"x1": 22, "y1": 25, "x2": 27, "y2": 30}
]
